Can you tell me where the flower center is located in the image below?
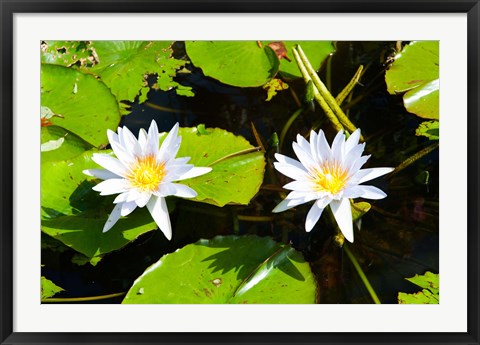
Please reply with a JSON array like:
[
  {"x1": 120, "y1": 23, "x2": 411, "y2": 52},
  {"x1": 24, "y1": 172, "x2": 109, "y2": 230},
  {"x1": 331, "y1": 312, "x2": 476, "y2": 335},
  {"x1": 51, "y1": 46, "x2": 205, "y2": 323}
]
[
  {"x1": 127, "y1": 155, "x2": 165, "y2": 192},
  {"x1": 311, "y1": 160, "x2": 349, "y2": 195}
]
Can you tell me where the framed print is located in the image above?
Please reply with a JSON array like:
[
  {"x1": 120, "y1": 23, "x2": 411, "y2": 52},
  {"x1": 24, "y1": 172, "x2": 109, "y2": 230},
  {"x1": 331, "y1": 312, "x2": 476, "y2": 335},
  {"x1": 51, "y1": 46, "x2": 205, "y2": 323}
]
[{"x1": 1, "y1": 1, "x2": 479, "y2": 344}]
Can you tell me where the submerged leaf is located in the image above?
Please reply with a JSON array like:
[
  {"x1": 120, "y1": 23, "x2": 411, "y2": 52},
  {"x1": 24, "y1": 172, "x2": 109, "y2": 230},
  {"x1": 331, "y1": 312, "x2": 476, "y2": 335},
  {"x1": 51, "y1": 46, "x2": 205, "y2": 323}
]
[
  {"x1": 416, "y1": 121, "x2": 439, "y2": 140},
  {"x1": 263, "y1": 78, "x2": 289, "y2": 101},
  {"x1": 41, "y1": 276, "x2": 64, "y2": 299},
  {"x1": 398, "y1": 271, "x2": 439, "y2": 304}
]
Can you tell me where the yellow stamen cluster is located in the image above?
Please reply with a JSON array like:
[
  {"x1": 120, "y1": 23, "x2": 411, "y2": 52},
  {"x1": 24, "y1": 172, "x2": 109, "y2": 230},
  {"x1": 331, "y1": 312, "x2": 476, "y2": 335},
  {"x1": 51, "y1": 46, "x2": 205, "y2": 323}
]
[
  {"x1": 311, "y1": 160, "x2": 349, "y2": 195},
  {"x1": 127, "y1": 155, "x2": 165, "y2": 192}
]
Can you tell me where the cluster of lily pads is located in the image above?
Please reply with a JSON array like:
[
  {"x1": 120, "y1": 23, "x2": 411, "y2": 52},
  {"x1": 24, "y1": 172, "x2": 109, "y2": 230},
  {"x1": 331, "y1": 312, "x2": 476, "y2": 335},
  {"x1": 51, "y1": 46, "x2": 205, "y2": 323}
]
[{"x1": 41, "y1": 40, "x2": 438, "y2": 304}]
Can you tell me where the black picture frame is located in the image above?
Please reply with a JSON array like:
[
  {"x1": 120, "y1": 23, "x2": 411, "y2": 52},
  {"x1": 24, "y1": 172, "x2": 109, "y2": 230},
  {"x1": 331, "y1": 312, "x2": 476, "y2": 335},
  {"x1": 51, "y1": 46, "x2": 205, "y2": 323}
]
[{"x1": 1, "y1": 1, "x2": 479, "y2": 344}]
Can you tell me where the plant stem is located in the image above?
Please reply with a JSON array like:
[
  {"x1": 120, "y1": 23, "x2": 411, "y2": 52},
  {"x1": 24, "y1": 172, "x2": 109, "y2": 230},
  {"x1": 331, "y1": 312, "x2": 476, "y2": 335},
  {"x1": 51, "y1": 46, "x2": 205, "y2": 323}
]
[
  {"x1": 292, "y1": 48, "x2": 345, "y2": 133},
  {"x1": 279, "y1": 107, "x2": 305, "y2": 151},
  {"x1": 295, "y1": 45, "x2": 360, "y2": 137},
  {"x1": 207, "y1": 147, "x2": 261, "y2": 166},
  {"x1": 336, "y1": 65, "x2": 364, "y2": 106},
  {"x1": 343, "y1": 244, "x2": 381, "y2": 304},
  {"x1": 388, "y1": 142, "x2": 439, "y2": 178},
  {"x1": 42, "y1": 292, "x2": 125, "y2": 303}
]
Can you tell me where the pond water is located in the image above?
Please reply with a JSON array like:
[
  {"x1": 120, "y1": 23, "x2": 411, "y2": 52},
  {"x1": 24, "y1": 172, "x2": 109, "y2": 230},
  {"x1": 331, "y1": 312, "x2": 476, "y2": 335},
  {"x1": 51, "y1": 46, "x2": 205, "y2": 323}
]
[{"x1": 41, "y1": 41, "x2": 438, "y2": 304}]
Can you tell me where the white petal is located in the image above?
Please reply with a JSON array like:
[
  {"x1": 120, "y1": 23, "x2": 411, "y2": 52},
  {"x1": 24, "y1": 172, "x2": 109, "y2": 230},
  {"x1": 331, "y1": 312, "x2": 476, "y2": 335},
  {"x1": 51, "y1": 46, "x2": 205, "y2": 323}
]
[
  {"x1": 272, "y1": 195, "x2": 311, "y2": 213},
  {"x1": 344, "y1": 185, "x2": 387, "y2": 200},
  {"x1": 343, "y1": 143, "x2": 365, "y2": 170},
  {"x1": 296, "y1": 134, "x2": 312, "y2": 155},
  {"x1": 344, "y1": 128, "x2": 361, "y2": 154},
  {"x1": 156, "y1": 183, "x2": 178, "y2": 197},
  {"x1": 103, "y1": 203, "x2": 122, "y2": 233},
  {"x1": 305, "y1": 202, "x2": 324, "y2": 232},
  {"x1": 171, "y1": 183, "x2": 197, "y2": 198},
  {"x1": 283, "y1": 180, "x2": 314, "y2": 192},
  {"x1": 120, "y1": 201, "x2": 137, "y2": 216},
  {"x1": 274, "y1": 153, "x2": 308, "y2": 171},
  {"x1": 331, "y1": 130, "x2": 345, "y2": 159},
  {"x1": 287, "y1": 190, "x2": 318, "y2": 202},
  {"x1": 172, "y1": 157, "x2": 190, "y2": 165},
  {"x1": 113, "y1": 192, "x2": 129, "y2": 204},
  {"x1": 135, "y1": 192, "x2": 152, "y2": 207},
  {"x1": 315, "y1": 130, "x2": 332, "y2": 162},
  {"x1": 116, "y1": 127, "x2": 125, "y2": 146},
  {"x1": 274, "y1": 162, "x2": 309, "y2": 181},
  {"x1": 108, "y1": 131, "x2": 135, "y2": 167},
  {"x1": 272, "y1": 198, "x2": 296, "y2": 213},
  {"x1": 92, "y1": 179, "x2": 128, "y2": 195},
  {"x1": 292, "y1": 141, "x2": 316, "y2": 171},
  {"x1": 121, "y1": 125, "x2": 142, "y2": 157},
  {"x1": 176, "y1": 167, "x2": 212, "y2": 181},
  {"x1": 145, "y1": 120, "x2": 160, "y2": 156},
  {"x1": 138, "y1": 128, "x2": 148, "y2": 150},
  {"x1": 158, "y1": 123, "x2": 181, "y2": 163},
  {"x1": 125, "y1": 189, "x2": 143, "y2": 202},
  {"x1": 91, "y1": 154, "x2": 128, "y2": 177},
  {"x1": 83, "y1": 169, "x2": 120, "y2": 180},
  {"x1": 356, "y1": 167, "x2": 394, "y2": 184},
  {"x1": 147, "y1": 196, "x2": 172, "y2": 240},
  {"x1": 350, "y1": 154, "x2": 371, "y2": 173},
  {"x1": 330, "y1": 198, "x2": 354, "y2": 242}
]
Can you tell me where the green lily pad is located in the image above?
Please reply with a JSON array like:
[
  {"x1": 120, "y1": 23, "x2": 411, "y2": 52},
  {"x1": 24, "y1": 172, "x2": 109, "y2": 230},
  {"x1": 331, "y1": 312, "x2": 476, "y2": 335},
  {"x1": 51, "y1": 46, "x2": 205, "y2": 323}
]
[
  {"x1": 41, "y1": 64, "x2": 121, "y2": 147},
  {"x1": 416, "y1": 121, "x2": 439, "y2": 140},
  {"x1": 165, "y1": 127, "x2": 266, "y2": 207},
  {"x1": 186, "y1": 41, "x2": 280, "y2": 87},
  {"x1": 385, "y1": 41, "x2": 439, "y2": 119},
  {"x1": 41, "y1": 41, "x2": 95, "y2": 67},
  {"x1": 122, "y1": 235, "x2": 317, "y2": 304},
  {"x1": 88, "y1": 41, "x2": 193, "y2": 113},
  {"x1": 41, "y1": 276, "x2": 64, "y2": 299},
  {"x1": 398, "y1": 271, "x2": 439, "y2": 304},
  {"x1": 263, "y1": 41, "x2": 335, "y2": 80},
  {"x1": 41, "y1": 126, "x2": 92, "y2": 162}
]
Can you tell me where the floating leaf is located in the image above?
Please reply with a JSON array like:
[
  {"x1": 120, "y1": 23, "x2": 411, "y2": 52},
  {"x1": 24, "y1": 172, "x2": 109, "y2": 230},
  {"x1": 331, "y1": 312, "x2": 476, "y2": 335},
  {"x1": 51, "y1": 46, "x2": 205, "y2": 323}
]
[
  {"x1": 41, "y1": 276, "x2": 64, "y2": 299},
  {"x1": 41, "y1": 41, "x2": 96, "y2": 67},
  {"x1": 88, "y1": 41, "x2": 193, "y2": 113},
  {"x1": 41, "y1": 64, "x2": 121, "y2": 147},
  {"x1": 186, "y1": 41, "x2": 280, "y2": 87},
  {"x1": 416, "y1": 121, "x2": 439, "y2": 140},
  {"x1": 122, "y1": 235, "x2": 317, "y2": 304},
  {"x1": 398, "y1": 271, "x2": 439, "y2": 304},
  {"x1": 263, "y1": 78, "x2": 289, "y2": 101},
  {"x1": 41, "y1": 126, "x2": 92, "y2": 162},
  {"x1": 265, "y1": 41, "x2": 335, "y2": 80},
  {"x1": 385, "y1": 41, "x2": 439, "y2": 119},
  {"x1": 164, "y1": 127, "x2": 266, "y2": 207}
]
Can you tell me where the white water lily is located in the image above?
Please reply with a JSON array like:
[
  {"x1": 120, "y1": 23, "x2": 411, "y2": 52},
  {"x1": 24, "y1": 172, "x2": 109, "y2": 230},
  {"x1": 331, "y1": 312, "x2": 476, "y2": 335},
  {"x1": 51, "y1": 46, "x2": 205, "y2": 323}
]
[
  {"x1": 273, "y1": 128, "x2": 393, "y2": 243},
  {"x1": 83, "y1": 121, "x2": 212, "y2": 240}
]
